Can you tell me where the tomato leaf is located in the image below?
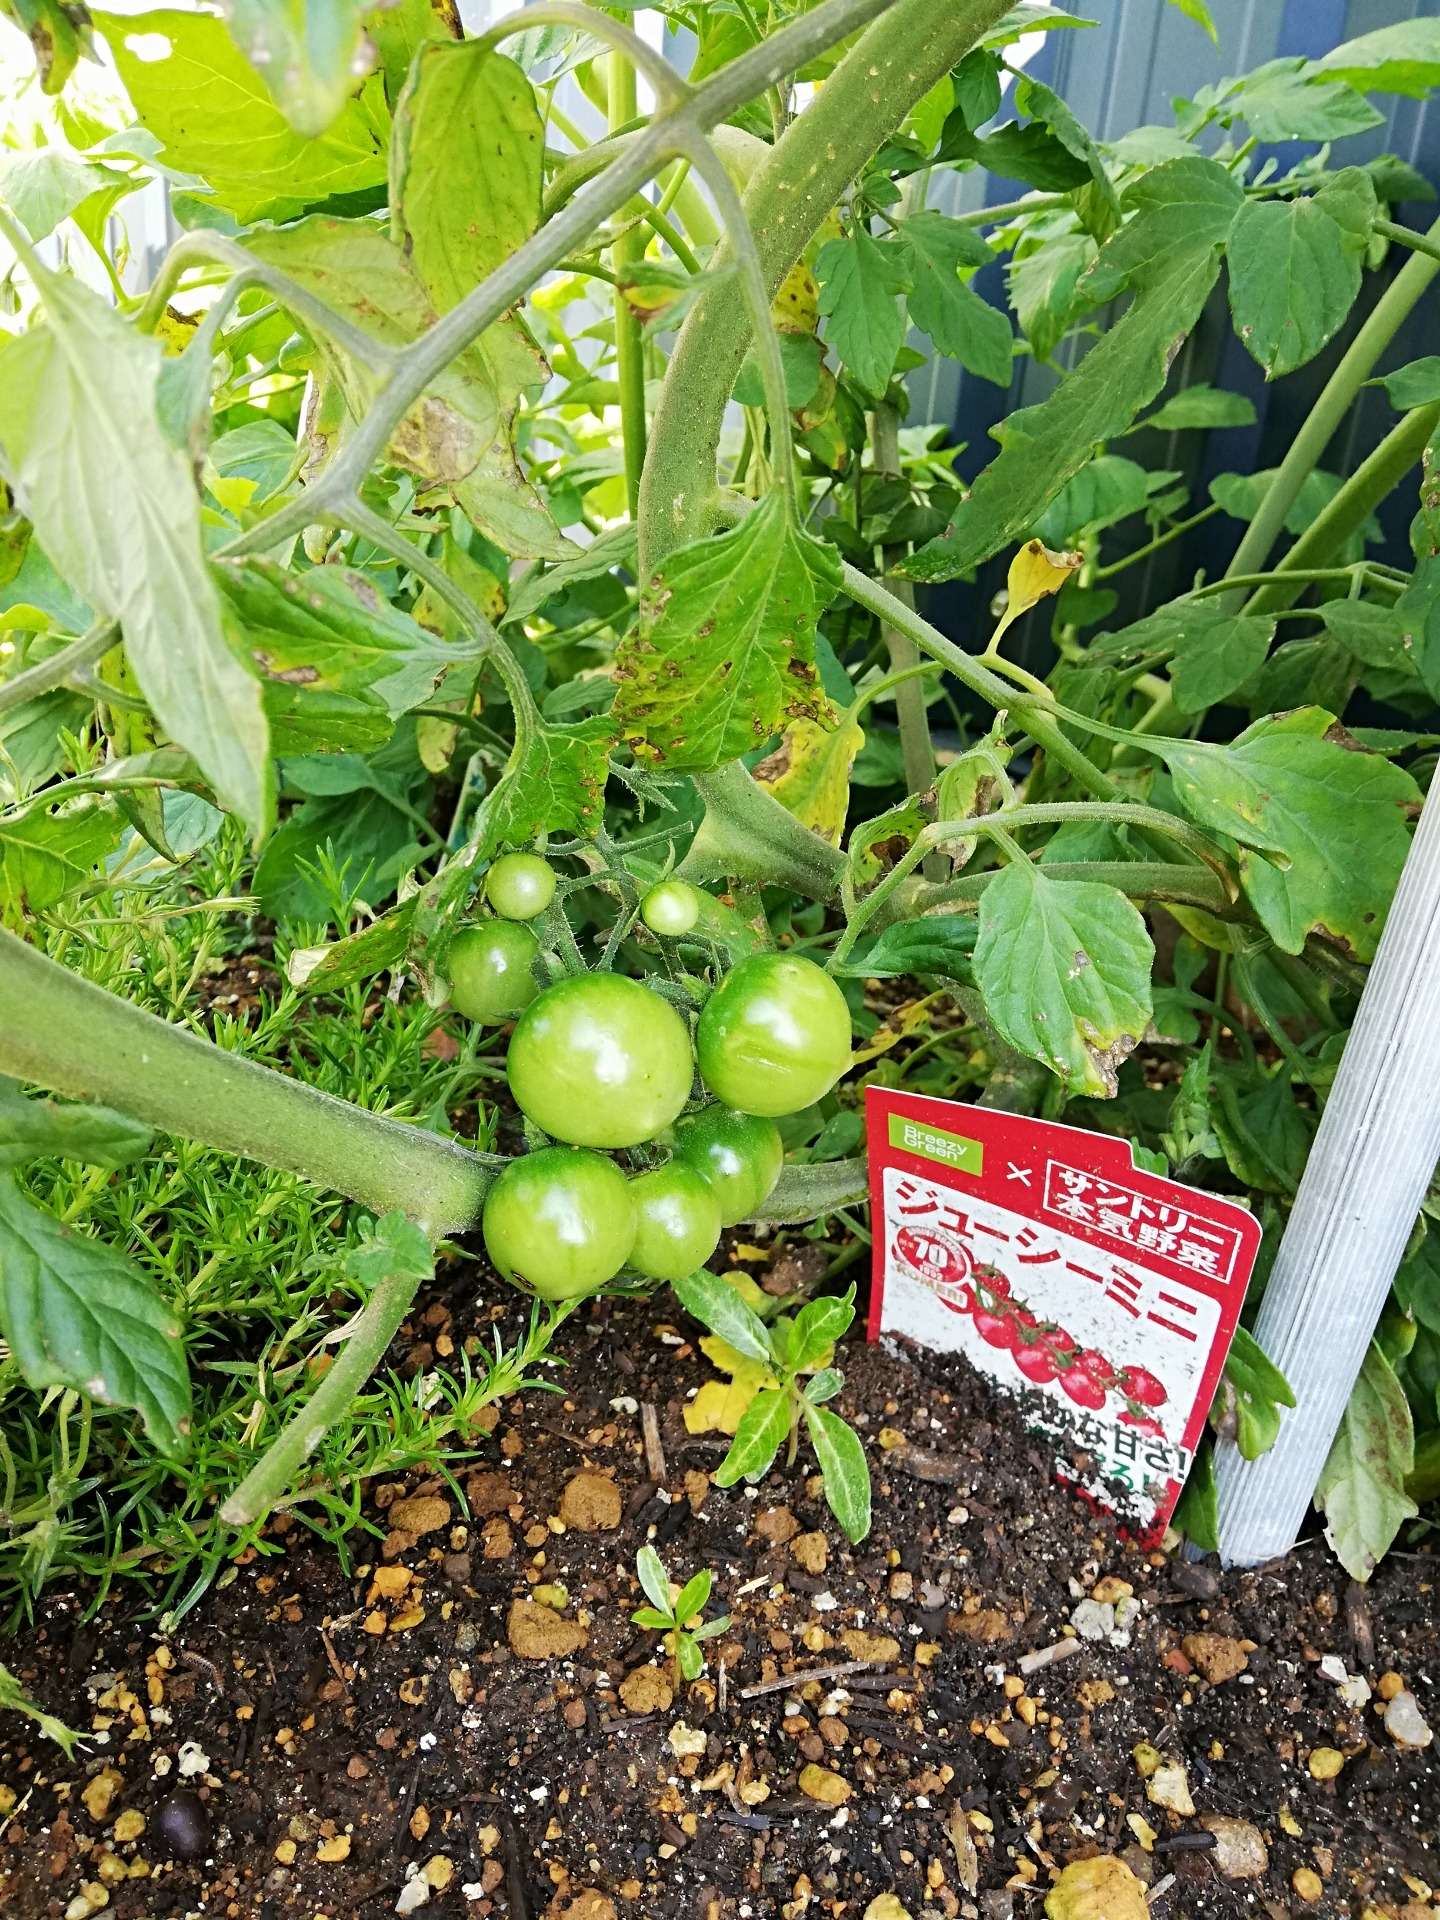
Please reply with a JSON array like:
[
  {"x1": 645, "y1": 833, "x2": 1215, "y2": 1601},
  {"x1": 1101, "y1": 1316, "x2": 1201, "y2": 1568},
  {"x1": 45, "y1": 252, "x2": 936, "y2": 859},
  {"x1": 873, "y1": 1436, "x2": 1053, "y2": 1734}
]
[
  {"x1": 213, "y1": 0, "x2": 368, "y2": 136},
  {"x1": 1373, "y1": 356, "x2": 1440, "y2": 412},
  {"x1": 672, "y1": 1270, "x2": 773, "y2": 1366},
  {"x1": 485, "y1": 716, "x2": 612, "y2": 850},
  {"x1": 1170, "y1": 611, "x2": 1275, "y2": 713},
  {"x1": 215, "y1": 557, "x2": 482, "y2": 721},
  {"x1": 0, "y1": 1176, "x2": 191, "y2": 1453},
  {"x1": 1316, "y1": 21, "x2": 1440, "y2": 99},
  {"x1": 1227, "y1": 171, "x2": 1375, "y2": 379},
  {"x1": 0, "y1": 1081, "x2": 152, "y2": 1171},
  {"x1": 391, "y1": 39, "x2": 543, "y2": 313},
  {"x1": 0, "y1": 272, "x2": 272, "y2": 836},
  {"x1": 974, "y1": 864, "x2": 1154, "y2": 1098},
  {"x1": 802, "y1": 1402, "x2": 871, "y2": 1544},
  {"x1": 1158, "y1": 709, "x2": 1420, "y2": 960},
  {"x1": 1214, "y1": 1326, "x2": 1295, "y2": 1460},
  {"x1": 785, "y1": 1289, "x2": 856, "y2": 1375},
  {"x1": 614, "y1": 495, "x2": 840, "y2": 771},
  {"x1": 1318, "y1": 1341, "x2": 1418, "y2": 1582},
  {"x1": 714, "y1": 1386, "x2": 790, "y2": 1486},
  {"x1": 815, "y1": 227, "x2": 912, "y2": 395},
  {"x1": 897, "y1": 212, "x2": 1013, "y2": 386},
  {"x1": 0, "y1": 1661, "x2": 83, "y2": 1758},
  {"x1": 96, "y1": 9, "x2": 388, "y2": 223},
  {"x1": 905, "y1": 158, "x2": 1242, "y2": 581},
  {"x1": 1132, "y1": 383, "x2": 1256, "y2": 432},
  {"x1": 1165, "y1": 0, "x2": 1216, "y2": 42}
]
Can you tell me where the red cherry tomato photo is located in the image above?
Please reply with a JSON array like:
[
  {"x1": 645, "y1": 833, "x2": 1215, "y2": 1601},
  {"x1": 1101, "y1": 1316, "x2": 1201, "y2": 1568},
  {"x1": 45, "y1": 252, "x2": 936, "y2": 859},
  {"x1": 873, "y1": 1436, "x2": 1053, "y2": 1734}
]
[
  {"x1": 1074, "y1": 1348, "x2": 1117, "y2": 1391},
  {"x1": 1118, "y1": 1409, "x2": 1166, "y2": 1438},
  {"x1": 1013, "y1": 1342, "x2": 1061, "y2": 1385},
  {"x1": 1119, "y1": 1365, "x2": 1167, "y2": 1407}
]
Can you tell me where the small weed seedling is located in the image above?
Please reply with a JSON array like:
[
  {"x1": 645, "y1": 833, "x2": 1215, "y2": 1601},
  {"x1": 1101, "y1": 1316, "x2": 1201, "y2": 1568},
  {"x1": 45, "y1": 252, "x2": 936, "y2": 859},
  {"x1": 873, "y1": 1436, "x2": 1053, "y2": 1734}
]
[
  {"x1": 673, "y1": 1275, "x2": 871, "y2": 1544},
  {"x1": 632, "y1": 1546, "x2": 730, "y2": 1686}
]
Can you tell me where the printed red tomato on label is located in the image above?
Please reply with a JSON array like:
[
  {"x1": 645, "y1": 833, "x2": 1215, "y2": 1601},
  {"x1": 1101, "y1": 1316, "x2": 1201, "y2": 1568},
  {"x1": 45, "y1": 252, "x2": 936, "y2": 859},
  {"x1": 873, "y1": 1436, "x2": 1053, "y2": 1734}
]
[
  {"x1": 1074, "y1": 1348, "x2": 1117, "y2": 1390},
  {"x1": 1119, "y1": 1365, "x2": 1167, "y2": 1407},
  {"x1": 972, "y1": 1309, "x2": 1019, "y2": 1350},
  {"x1": 1013, "y1": 1342, "x2": 1061, "y2": 1385},
  {"x1": 1119, "y1": 1409, "x2": 1166, "y2": 1437},
  {"x1": 1057, "y1": 1364, "x2": 1108, "y2": 1410}
]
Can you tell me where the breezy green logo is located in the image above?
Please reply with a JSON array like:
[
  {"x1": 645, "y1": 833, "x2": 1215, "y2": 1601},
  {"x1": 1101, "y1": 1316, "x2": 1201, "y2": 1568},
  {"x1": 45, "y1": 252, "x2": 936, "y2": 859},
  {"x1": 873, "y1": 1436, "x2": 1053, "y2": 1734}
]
[{"x1": 887, "y1": 1114, "x2": 983, "y2": 1175}]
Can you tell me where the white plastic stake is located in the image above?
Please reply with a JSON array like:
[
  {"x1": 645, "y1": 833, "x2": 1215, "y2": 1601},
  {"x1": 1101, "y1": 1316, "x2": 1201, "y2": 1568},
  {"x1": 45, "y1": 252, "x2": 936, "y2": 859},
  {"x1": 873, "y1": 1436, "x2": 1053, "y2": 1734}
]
[{"x1": 1213, "y1": 784, "x2": 1440, "y2": 1567}]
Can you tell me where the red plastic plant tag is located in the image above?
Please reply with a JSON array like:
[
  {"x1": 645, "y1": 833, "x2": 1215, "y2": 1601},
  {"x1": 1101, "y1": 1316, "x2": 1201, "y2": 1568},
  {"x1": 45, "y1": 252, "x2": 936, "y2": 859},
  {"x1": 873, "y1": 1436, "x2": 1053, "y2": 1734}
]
[{"x1": 865, "y1": 1087, "x2": 1262, "y2": 1539}]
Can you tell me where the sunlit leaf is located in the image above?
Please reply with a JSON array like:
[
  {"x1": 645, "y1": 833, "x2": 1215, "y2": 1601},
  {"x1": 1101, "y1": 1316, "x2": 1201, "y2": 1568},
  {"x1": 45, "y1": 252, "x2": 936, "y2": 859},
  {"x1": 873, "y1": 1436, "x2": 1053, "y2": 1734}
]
[{"x1": 1228, "y1": 171, "x2": 1375, "y2": 378}]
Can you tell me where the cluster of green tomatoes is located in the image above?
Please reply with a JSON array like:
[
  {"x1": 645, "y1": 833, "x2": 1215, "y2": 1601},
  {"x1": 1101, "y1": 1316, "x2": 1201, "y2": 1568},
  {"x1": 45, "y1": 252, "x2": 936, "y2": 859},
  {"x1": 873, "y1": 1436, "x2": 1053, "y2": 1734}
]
[{"x1": 446, "y1": 853, "x2": 854, "y2": 1302}]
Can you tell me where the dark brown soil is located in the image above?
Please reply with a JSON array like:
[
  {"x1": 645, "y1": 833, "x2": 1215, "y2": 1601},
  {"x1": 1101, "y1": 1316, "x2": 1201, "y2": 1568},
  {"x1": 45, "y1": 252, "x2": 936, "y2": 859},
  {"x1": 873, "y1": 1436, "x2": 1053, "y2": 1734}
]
[{"x1": 1, "y1": 1276, "x2": 1436, "y2": 1920}]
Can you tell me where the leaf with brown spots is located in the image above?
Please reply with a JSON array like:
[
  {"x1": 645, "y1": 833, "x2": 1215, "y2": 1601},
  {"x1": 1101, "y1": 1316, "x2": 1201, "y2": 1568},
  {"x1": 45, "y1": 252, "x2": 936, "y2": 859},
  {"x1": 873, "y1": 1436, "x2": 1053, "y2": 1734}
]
[{"x1": 613, "y1": 495, "x2": 841, "y2": 772}]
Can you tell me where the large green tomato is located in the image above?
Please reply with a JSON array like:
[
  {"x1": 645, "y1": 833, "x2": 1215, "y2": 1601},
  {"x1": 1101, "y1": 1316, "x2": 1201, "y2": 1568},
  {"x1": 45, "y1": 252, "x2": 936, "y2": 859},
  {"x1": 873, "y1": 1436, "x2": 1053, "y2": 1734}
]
[
  {"x1": 696, "y1": 953, "x2": 852, "y2": 1117},
  {"x1": 670, "y1": 1104, "x2": 783, "y2": 1226},
  {"x1": 482, "y1": 1147, "x2": 635, "y2": 1299},
  {"x1": 447, "y1": 921, "x2": 539, "y2": 1024},
  {"x1": 486, "y1": 851, "x2": 556, "y2": 921},
  {"x1": 627, "y1": 1163, "x2": 722, "y2": 1281},
  {"x1": 506, "y1": 973, "x2": 694, "y2": 1149}
]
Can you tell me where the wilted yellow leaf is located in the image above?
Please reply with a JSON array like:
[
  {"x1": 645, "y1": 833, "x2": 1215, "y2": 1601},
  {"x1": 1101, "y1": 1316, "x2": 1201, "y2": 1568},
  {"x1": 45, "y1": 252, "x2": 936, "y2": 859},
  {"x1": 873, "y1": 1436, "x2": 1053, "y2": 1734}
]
[
  {"x1": 756, "y1": 711, "x2": 864, "y2": 848},
  {"x1": 1043, "y1": 1856, "x2": 1149, "y2": 1920},
  {"x1": 989, "y1": 538, "x2": 1083, "y2": 651},
  {"x1": 682, "y1": 1335, "x2": 777, "y2": 1437}
]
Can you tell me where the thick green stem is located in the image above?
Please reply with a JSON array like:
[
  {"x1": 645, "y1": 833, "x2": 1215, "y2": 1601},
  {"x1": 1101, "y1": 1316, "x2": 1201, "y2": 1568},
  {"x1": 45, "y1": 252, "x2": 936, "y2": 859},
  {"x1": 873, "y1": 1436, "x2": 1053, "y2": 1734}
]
[
  {"x1": 218, "y1": 1253, "x2": 423, "y2": 1528},
  {"x1": 899, "y1": 859, "x2": 1234, "y2": 922},
  {"x1": 609, "y1": 48, "x2": 648, "y2": 517},
  {"x1": 1220, "y1": 214, "x2": 1440, "y2": 606},
  {"x1": 0, "y1": 929, "x2": 493, "y2": 1235},
  {"x1": 682, "y1": 763, "x2": 846, "y2": 899},
  {"x1": 1374, "y1": 217, "x2": 1440, "y2": 269},
  {"x1": 1243, "y1": 403, "x2": 1440, "y2": 615},
  {"x1": 872, "y1": 403, "x2": 938, "y2": 804},
  {"x1": 638, "y1": 0, "x2": 1016, "y2": 569},
  {"x1": 0, "y1": 621, "x2": 116, "y2": 717}
]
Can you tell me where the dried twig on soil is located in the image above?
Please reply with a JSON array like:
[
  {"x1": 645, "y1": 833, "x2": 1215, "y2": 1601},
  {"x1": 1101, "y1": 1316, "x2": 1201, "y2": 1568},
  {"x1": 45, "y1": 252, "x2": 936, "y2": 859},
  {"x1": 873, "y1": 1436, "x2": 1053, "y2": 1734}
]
[
  {"x1": 1147, "y1": 1871, "x2": 1177, "y2": 1908},
  {"x1": 1018, "y1": 1638, "x2": 1083, "y2": 1677},
  {"x1": 885, "y1": 1443, "x2": 972, "y2": 1486},
  {"x1": 739, "y1": 1658, "x2": 881, "y2": 1700},
  {"x1": 641, "y1": 1401, "x2": 668, "y2": 1483}
]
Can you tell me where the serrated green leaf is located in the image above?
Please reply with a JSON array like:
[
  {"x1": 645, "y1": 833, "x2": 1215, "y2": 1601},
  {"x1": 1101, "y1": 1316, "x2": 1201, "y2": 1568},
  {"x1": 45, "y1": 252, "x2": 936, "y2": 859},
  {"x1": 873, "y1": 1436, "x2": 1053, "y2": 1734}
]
[
  {"x1": 1316, "y1": 22, "x2": 1440, "y2": 100},
  {"x1": 1375, "y1": 357, "x2": 1440, "y2": 411},
  {"x1": 673, "y1": 1270, "x2": 773, "y2": 1366},
  {"x1": 1133, "y1": 383, "x2": 1257, "y2": 432},
  {"x1": 715, "y1": 1386, "x2": 790, "y2": 1486},
  {"x1": 0, "y1": 1081, "x2": 152, "y2": 1171},
  {"x1": 816, "y1": 227, "x2": 911, "y2": 394},
  {"x1": 1007, "y1": 228, "x2": 1095, "y2": 364},
  {"x1": 215, "y1": 556, "x2": 481, "y2": 721},
  {"x1": 288, "y1": 896, "x2": 417, "y2": 991},
  {"x1": 1034, "y1": 454, "x2": 1150, "y2": 543},
  {"x1": 636, "y1": 1544, "x2": 672, "y2": 1616},
  {"x1": 503, "y1": 525, "x2": 635, "y2": 630},
  {"x1": 1227, "y1": 172, "x2": 1375, "y2": 379},
  {"x1": 97, "y1": 10, "x2": 388, "y2": 223},
  {"x1": 802, "y1": 1401, "x2": 871, "y2": 1543},
  {"x1": 974, "y1": 863, "x2": 1154, "y2": 1097},
  {"x1": 1170, "y1": 611, "x2": 1275, "y2": 713},
  {"x1": 486, "y1": 714, "x2": 612, "y2": 849},
  {"x1": 614, "y1": 495, "x2": 839, "y2": 771},
  {"x1": 391, "y1": 39, "x2": 543, "y2": 316},
  {"x1": 0, "y1": 1176, "x2": 191, "y2": 1452},
  {"x1": 905, "y1": 159, "x2": 1241, "y2": 582},
  {"x1": 0, "y1": 275, "x2": 271, "y2": 836},
  {"x1": 1158, "y1": 708, "x2": 1419, "y2": 959},
  {"x1": 214, "y1": 0, "x2": 367, "y2": 136},
  {"x1": 898, "y1": 212, "x2": 1013, "y2": 386},
  {"x1": 833, "y1": 915, "x2": 977, "y2": 985},
  {"x1": 1319, "y1": 599, "x2": 1417, "y2": 676},
  {"x1": 0, "y1": 805, "x2": 120, "y2": 921},
  {"x1": 1216, "y1": 1326, "x2": 1295, "y2": 1460},
  {"x1": 1014, "y1": 72, "x2": 1121, "y2": 239},
  {"x1": 1318, "y1": 1341, "x2": 1417, "y2": 1581},
  {"x1": 1211, "y1": 60, "x2": 1384, "y2": 144},
  {"x1": 244, "y1": 217, "x2": 559, "y2": 558}
]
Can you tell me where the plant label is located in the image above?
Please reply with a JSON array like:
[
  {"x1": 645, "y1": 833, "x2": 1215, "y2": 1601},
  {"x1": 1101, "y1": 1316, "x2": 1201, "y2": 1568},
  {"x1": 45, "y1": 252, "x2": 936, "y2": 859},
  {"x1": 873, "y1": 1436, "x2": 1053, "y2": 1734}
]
[{"x1": 865, "y1": 1087, "x2": 1262, "y2": 1538}]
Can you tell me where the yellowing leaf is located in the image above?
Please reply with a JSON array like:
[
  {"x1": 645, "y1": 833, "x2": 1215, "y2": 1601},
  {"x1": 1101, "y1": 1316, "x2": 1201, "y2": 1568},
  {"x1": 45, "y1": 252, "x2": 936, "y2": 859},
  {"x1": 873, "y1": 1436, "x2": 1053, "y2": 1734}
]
[
  {"x1": 848, "y1": 992, "x2": 944, "y2": 1067},
  {"x1": 773, "y1": 258, "x2": 819, "y2": 333},
  {"x1": 1005, "y1": 539, "x2": 1083, "y2": 620},
  {"x1": 756, "y1": 710, "x2": 864, "y2": 847},
  {"x1": 683, "y1": 1333, "x2": 778, "y2": 1436},
  {"x1": 1044, "y1": 1856, "x2": 1149, "y2": 1920}
]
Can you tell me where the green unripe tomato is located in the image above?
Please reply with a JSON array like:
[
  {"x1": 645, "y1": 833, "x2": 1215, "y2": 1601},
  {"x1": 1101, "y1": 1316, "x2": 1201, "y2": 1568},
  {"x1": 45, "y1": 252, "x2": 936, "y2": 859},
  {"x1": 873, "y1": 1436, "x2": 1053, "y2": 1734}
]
[
  {"x1": 696, "y1": 952, "x2": 852, "y2": 1117},
  {"x1": 627, "y1": 1162, "x2": 723, "y2": 1282},
  {"x1": 446, "y1": 921, "x2": 539, "y2": 1025},
  {"x1": 670, "y1": 1104, "x2": 783, "y2": 1227},
  {"x1": 641, "y1": 879, "x2": 700, "y2": 938},
  {"x1": 506, "y1": 972, "x2": 695, "y2": 1149},
  {"x1": 482, "y1": 1147, "x2": 636, "y2": 1300},
  {"x1": 486, "y1": 851, "x2": 556, "y2": 921}
]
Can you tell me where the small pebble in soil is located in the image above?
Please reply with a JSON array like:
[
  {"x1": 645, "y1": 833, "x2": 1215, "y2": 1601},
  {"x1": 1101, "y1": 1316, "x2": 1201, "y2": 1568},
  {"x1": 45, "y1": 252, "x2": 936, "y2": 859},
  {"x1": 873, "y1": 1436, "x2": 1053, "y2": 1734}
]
[{"x1": 154, "y1": 1787, "x2": 210, "y2": 1859}]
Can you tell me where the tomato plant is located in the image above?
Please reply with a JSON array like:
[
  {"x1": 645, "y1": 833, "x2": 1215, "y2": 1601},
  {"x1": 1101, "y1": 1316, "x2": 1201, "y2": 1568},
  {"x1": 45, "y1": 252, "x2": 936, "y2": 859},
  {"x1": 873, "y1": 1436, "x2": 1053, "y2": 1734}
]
[{"x1": 0, "y1": 0, "x2": 1433, "y2": 1626}]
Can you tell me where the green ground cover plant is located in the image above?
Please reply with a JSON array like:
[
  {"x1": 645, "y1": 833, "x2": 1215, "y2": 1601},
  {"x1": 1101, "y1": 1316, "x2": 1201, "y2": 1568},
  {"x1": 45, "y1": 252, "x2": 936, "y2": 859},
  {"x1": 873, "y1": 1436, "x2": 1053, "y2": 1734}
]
[{"x1": 0, "y1": 0, "x2": 1438, "y2": 1664}]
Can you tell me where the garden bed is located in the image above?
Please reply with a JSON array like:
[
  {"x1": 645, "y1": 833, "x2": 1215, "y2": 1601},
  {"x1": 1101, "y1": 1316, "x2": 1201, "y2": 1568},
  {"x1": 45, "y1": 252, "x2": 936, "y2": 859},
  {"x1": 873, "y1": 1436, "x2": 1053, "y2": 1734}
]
[{"x1": 2, "y1": 1282, "x2": 1434, "y2": 1920}]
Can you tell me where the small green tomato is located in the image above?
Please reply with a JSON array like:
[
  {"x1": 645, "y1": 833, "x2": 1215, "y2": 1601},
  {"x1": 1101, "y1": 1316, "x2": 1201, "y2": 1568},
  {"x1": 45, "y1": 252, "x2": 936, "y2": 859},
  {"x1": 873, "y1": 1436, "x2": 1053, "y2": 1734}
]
[
  {"x1": 669, "y1": 1105, "x2": 784, "y2": 1227},
  {"x1": 447, "y1": 921, "x2": 539, "y2": 1024},
  {"x1": 506, "y1": 972, "x2": 695, "y2": 1149},
  {"x1": 641, "y1": 879, "x2": 700, "y2": 938},
  {"x1": 696, "y1": 952, "x2": 852, "y2": 1117},
  {"x1": 627, "y1": 1162, "x2": 723, "y2": 1281},
  {"x1": 486, "y1": 851, "x2": 556, "y2": 921},
  {"x1": 482, "y1": 1147, "x2": 636, "y2": 1300}
]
